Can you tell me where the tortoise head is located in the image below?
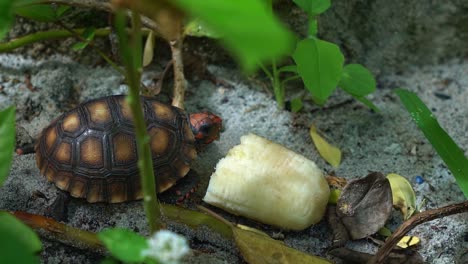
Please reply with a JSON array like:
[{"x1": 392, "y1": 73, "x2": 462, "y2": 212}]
[{"x1": 189, "y1": 111, "x2": 222, "y2": 146}]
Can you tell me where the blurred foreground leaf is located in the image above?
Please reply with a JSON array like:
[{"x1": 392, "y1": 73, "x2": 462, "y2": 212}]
[
  {"x1": 0, "y1": 106, "x2": 15, "y2": 186},
  {"x1": 14, "y1": 1, "x2": 70, "y2": 22},
  {"x1": 233, "y1": 227, "x2": 332, "y2": 264},
  {"x1": 0, "y1": 0, "x2": 15, "y2": 40},
  {"x1": 173, "y1": 0, "x2": 294, "y2": 72},
  {"x1": 396, "y1": 88, "x2": 468, "y2": 198},
  {"x1": 293, "y1": 38, "x2": 344, "y2": 105},
  {"x1": 387, "y1": 173, "x2": 417, "y2": 220},
  {"x1": 98, "y1": 228, "x2": 148, "y2": 263},
  {"x1": 0, "y1": 212, "x2": 41, "y2": 264},
  {"x1": 309, "y1": 124, "x2": 341, "y2": 167}
]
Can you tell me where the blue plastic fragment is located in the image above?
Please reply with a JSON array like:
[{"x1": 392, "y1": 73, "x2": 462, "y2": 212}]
[{"x1": 415, "y1": 175, "x2": 424, "y2": 184}]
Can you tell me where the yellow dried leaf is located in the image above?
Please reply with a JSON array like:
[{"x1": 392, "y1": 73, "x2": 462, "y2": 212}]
[
  {"x1": 396, "y1": 236, "x2": 420, "y2": 249},
  {"x1": 309, "y1": 125, "x2": 341, "y2": 168},
  {"x1": 233, "y1": 227, "x2": 332, "y2": 264},
  {"x1": 386, "y1": 173, "x2": 417, "y2": 220},
  {"x1": 143, "y1": 30, "x2": 155, "y2": 67}
]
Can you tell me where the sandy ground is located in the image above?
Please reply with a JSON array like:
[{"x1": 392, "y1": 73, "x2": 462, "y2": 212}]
[{"x1": 0, "y1": 54, "x2": 467, "y2": 263}]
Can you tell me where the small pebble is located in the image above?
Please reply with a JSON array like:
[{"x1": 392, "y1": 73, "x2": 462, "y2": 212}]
[{"x1": 415, "y1": 175, "x2": 424, "y2": 184}]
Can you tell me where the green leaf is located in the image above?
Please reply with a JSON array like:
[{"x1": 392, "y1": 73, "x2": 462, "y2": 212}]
[
  {"x1": 71, "y1": 27, "x2": 96, "y2": 51},
  {"x1": 0, "y1": 212, "x2": 42, "y2": 264},
  {"x1": 98, "y1": 228, "x2": 148, "y2": 263},
  {"x1": 386, "y1": 173, "x2": 417, "y2": 220},
  {"x1": 293, "y1": 0, "x2": 331, "y2": 16},
  {"x1": 0, "y1": 106, "x2": 15, "y2": 186},
  {"x1": 278, "y1": 65, "x2": 298, "y2": 73},
  {"x1": 395, "y1": 88, "x2": 468, "y2": 198},
  {"x1": 350, "y1": 95, "x2": 380, "y2": 112},
  {"x1": 291, "y1": 97, "x2": 303, "y2": 113},
  {"x1": 293, "y1": 38, "x2": 344, "y2": 105},
  {"x1": 0, "y1": 0, "x2": 15, "y2": 40},
  {"x1": 173, "y1": 0, "x2": 294, "y2": 72},
  {"x1": 14, "y1": 1, "x2": 69, "y2": 22},
  {"x1": 184, "y1": 18, "x2": 221, "y2": 38},
  {"x1": 339, "y1": 64, "x2": 376, "y2": 96}
]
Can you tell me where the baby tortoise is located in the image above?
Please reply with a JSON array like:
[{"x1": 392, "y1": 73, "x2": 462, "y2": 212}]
[{"x1": 35, "y1": 95, "x2": 222, "y2": 204}]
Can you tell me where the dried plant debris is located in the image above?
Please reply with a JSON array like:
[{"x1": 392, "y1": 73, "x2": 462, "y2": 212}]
[
  {"x1": 329, "y1": 247, "x2": 423, "y2": 264},
  {"x1": 336, "y1": 172, "x2": 393, "y2": 240},
  {"x1": 310, "y1": 124, "x2": 342, "y2": 168},
  {"x1": 233, "y1": 226, "x2": 332, "y2": 264}
]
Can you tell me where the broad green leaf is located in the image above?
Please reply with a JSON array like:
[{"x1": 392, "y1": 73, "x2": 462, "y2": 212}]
[
  {"x1": 291, "y1": 97, "x2": 303, "y2": 113},
  {"x1": 184, "y1": 18, "x2": 221, "y2": 38},
  {"x1": 386, "y1": 173, "x2": 417, "y2": 220},
  {"x1": 396, "y1": 89, "x2": 468, "y2": 198},
  {"x1": 0, "y1": 106, "x2": 15, "y2": 186},
  {"x1": 142, "y1": 30, "x2": 155, "y2": 67},
  {"x1": 339, "y1": 64, "x2": 376, "y2": 96},
  {"x1": 173, "y1": 0, "x2": 294, "y2": 72},
  {"x1": 0, "y1": 0, "x2": 15, "y2": 40},
  {"x1": 293, "y1": 38, "x2": 344, "y2": 105},
  {"x1": 72, "y1": 27, "x2": 96, "y2": 51},
  {"x1": 293, "y1": 0, "x2": 331, "y2": 16},
  {"x1": 309, "y1": 124, "x2": 341, "y2": 167},
  {"x1": 233, "y1": 226, "x2": 332, "y2": 264},
  {"x1": 0, "y1": 212, "x2": 41, "y2": 264},
  {"x1": 98, "y1": 228, "x2": 148, "y2": 263}
]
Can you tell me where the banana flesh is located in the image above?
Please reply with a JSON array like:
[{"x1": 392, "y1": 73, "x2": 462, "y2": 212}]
[{"x1": 203, "y1": 133, "x2": 330, "y2": 230}]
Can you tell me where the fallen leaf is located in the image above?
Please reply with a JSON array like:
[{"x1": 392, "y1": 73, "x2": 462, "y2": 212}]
[
  {"x1": 336, "y1": 172, "x2": 393, "y2": 239},
  {"x1": 378, "y1": 226, "x2": 392, "y2": 237},
  {"x1": 310, "y1": 124, "x2": 341, "y2": 167},
  {"x1": 396, "y1": 236, "x2": 420, "y2": 249},
  {"x1": 143, "y1": 30, "x2": 156, "y2": 67},
  {"x1": 387, "y1": 173, "x2": 417, "y2": 220},
  {"x1": 233, "y1": 226, "x2": 332, "y2": 264}
]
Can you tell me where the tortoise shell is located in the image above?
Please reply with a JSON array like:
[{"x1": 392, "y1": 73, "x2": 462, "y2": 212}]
[{"x1": 35, "y1": 95, "x2": 198, "y2": 203}]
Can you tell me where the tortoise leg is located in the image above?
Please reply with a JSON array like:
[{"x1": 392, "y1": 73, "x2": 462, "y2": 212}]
[
  {"x1": 16, "y1": 142, "x2": 36, "y2": 155},
  {"x1": 45, "y1": 190, "x2": 71, "y2": 222}
]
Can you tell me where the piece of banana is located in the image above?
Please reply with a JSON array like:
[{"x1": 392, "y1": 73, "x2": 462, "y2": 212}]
[{"x1": 203, "y1": 133, "x2": 330, "y2": 230}]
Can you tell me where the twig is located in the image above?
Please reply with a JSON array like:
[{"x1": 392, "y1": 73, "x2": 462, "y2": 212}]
[
  {"x1": 7, "y1": 211, "x2": 105, "y2": 253},
  {"x1": 38, "y1": 0, "x2": 160, "y2": 33},
  {"x1": 369, "y1": 200, "x2": 468, "y2": 264},
  {"x1": 170, "y1": 39, "x2": 186, "y2": 109}
]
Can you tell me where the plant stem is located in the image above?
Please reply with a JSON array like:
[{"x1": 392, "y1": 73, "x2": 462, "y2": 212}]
[
  {"x1": 0, "y1": 28, "x2": 109, "y2": 52},
  {"x1": 271, "y1": 59, "x2": 284, "y2": 109},
  {"x1": 369, "y1": 200, "x2": 468, "y2": 264},
  {"x1": 115, "y1": 10, "x2": 162, "y2": 233},
  {"x1": 38, "y1": 0, "x2": 160, "y2": 33},
  {"x1": 170, "y1": 38, "x2": 186, "y2": 109}
]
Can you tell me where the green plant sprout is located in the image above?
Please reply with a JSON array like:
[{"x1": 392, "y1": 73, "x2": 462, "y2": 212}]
[
  {"x1": 260, "y1": 0, "x2": 378, "y2": 111},
  {"x1": 396, "y1": 89, "x2": 468, "y2": 198}
]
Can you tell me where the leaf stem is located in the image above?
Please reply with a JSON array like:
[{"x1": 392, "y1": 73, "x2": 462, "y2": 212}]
[
  {"x1": 369, "y1": 200, "x2": 468, "y2": 264},
  {"x1": 115, "y1": 10, "x2": 162, "y2": 234},
  {"x1": 271, "y1": 59, "x2": 284, "y2": 109}
]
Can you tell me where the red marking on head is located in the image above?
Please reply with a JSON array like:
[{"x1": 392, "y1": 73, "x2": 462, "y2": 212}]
[{"x1": 189, "y1": 112, "x2": 222, "y2": 145}]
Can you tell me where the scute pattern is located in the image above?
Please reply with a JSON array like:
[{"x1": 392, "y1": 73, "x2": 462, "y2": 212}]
[{"x1": 35, "y1": 95, "x2": 197, "y2": 203}]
